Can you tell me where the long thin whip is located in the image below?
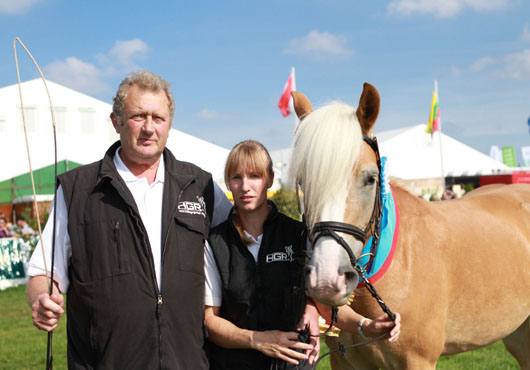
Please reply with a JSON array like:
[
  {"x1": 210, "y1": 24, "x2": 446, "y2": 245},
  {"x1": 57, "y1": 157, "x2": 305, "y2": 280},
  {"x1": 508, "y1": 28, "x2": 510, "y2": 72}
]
[{"x1": 13, "y1": 37, "x2": 59, "y2": 370}]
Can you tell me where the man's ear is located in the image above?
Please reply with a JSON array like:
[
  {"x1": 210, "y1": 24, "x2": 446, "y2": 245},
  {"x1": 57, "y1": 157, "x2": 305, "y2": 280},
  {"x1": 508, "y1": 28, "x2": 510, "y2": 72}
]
[{"x1": 110, "y1": 113, "x2": 121, "y2": 134}]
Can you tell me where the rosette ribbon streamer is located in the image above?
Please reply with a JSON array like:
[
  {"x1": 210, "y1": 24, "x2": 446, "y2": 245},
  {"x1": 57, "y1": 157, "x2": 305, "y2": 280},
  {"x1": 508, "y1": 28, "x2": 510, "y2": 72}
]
[{"x1": 13, "y1": 37, "x2": 59, "y2": 370}]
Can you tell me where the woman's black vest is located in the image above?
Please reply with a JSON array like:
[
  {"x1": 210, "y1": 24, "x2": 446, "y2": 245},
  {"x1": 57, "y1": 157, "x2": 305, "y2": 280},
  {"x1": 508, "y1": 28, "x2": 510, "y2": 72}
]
[{"x1": 207, "y1": 202, "x2": 311, "y2": 370}]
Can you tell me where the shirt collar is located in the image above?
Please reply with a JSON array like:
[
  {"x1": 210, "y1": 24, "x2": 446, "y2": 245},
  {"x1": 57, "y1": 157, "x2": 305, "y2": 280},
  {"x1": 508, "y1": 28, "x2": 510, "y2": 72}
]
[
  {"x1": 113, "y1": 146, "x2": 165, "y2": 184},
  {"x1": 243, "y1": 229, "x2": 262, "y2": 244}
]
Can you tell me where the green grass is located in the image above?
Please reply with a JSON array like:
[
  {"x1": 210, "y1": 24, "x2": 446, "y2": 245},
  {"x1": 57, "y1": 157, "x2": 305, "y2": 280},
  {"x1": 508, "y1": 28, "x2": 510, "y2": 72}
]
[
  {"x1": 0, "y1": 285, "x2": 519, "y2": 369},
  {"x1": 316, "y1": 337, "x2": 518, "y2": 369},
  {"x1": 437, "y1": 341, "x2": 518, "y2": 370},
  {"x1": 0, "y1": 285, "x2": 67, "y2": 369}
]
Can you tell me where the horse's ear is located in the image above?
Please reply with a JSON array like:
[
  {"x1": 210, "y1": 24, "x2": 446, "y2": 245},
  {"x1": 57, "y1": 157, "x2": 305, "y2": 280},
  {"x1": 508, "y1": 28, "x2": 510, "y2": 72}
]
[
  {"x1": 291, "y1": 91, "x2": 313, "y2": 121},
  {"x1": 356, "y1": 83, "x2": 380, "y2": 135}
]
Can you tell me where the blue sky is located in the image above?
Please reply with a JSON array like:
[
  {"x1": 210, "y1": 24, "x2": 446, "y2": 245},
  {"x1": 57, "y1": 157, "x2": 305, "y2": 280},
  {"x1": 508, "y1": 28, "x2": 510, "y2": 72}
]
[{"x1": 1, "y1": 0, "x2": 529, "y2": 164}]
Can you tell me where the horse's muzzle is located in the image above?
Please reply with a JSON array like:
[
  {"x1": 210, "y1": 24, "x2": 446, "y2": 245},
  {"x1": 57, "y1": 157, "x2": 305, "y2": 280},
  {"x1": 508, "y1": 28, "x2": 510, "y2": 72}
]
[{"x1": 305, "y1": 263, "x2": 359, "y2": 306}]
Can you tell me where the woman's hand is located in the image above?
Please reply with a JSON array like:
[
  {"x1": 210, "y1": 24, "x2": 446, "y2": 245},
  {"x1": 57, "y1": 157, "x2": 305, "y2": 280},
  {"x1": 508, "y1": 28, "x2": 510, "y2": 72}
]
[
  {"x1": 251, "y1": 330, "x2": 313, "y2": 365},
  {"x1": 362, "y1": 312, "x2": 401, "y2": 342},
  {"x1": 296, "y1": 299, "x2": 321, "y2": 364}
]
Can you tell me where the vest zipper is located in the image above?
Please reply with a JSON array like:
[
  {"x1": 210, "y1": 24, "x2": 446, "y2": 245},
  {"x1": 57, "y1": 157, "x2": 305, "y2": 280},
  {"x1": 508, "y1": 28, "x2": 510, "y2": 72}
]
[
  {"x1": 158, "y1": 176, "x2": 195, "y2": 370},
  {"x1": 157, "y1": 294, "x2": 163, "y2": 370}
]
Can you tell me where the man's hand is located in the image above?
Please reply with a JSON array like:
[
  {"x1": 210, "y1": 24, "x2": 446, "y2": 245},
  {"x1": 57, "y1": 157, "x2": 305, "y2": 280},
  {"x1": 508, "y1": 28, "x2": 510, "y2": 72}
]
[
  {"x1": 27, "y1": 276, "x2": 64, "y2": 332},
  {"x1": 31, "y1": 292, "x2": 64, "y2": 332}
]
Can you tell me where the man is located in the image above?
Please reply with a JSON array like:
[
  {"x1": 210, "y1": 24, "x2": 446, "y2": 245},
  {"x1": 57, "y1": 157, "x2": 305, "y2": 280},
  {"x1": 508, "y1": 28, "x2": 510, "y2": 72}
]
[
  {"x1": 15, "y1": 216, "x2": 35, "y2": 236},
  {"x1": 27, "y1": 70, "x2": 231, "y2": 369}
]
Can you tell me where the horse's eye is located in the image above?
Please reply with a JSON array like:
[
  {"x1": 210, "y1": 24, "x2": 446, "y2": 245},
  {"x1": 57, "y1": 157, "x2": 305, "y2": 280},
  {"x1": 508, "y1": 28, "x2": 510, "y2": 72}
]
[{"x1": 365, "y1": 176, "x2": 377, "y2": 186}]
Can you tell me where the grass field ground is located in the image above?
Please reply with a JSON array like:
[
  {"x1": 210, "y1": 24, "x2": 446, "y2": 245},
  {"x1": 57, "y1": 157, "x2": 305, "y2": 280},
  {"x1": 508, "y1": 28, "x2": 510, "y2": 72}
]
[{"x1": 0, "y1": 285, "x2": 519, "y2": 369}]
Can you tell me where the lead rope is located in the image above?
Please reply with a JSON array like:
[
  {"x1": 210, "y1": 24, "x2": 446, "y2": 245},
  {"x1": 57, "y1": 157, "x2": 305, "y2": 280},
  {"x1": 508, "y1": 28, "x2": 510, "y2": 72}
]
[
  {"x1": 311, "y1": 268, "x2": 396, "y2": 368},
  {"x1": 312, "y1": 289, "x2": 395, "y2": 368},
  {"x1": 356, "y1": 266, "x2": 395, "y2": 321}
]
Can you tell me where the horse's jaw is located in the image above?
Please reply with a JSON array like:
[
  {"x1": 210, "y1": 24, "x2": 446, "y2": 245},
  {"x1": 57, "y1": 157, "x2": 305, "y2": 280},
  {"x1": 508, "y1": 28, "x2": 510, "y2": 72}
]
[{"x1": 306, "y1": 284, "x2": 354, "y2": 306}]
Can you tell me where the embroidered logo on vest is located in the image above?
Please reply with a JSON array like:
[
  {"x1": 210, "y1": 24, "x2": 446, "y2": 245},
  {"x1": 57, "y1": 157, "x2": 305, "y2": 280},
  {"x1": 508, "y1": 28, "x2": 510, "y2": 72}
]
[
  {"x1": 265, "y1": 245, "x2": 294, "y2": 263},
  {"x1": 178, "y1": 196, "x2": 206, "y2": 217}
]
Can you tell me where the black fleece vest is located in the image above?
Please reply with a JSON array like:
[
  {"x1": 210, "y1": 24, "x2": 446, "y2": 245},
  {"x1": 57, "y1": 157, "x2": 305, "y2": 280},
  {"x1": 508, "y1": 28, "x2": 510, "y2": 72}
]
[
  {"x1": 207, "y1": 202, "x2": 310, "y2": 370},
  {"x1": 59, "y1": 142, "x2": 214, "y2": 370}
]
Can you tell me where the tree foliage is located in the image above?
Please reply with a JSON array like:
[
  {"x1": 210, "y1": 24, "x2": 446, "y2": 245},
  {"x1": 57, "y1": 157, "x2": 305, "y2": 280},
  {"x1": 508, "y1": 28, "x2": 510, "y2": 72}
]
[{"x1": 271, "y1": 185, "x2": 301, "y2": 221}]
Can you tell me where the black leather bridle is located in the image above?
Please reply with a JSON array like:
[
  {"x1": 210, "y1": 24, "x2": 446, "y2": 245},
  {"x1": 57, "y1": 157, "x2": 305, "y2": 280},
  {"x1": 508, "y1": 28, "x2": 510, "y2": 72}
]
[
  {"x1": 310, "y1": 134, "x2": 383, "y2": 274},
  {"x1": 302, "y1": 134, "x2": 397, "y2": 367}
]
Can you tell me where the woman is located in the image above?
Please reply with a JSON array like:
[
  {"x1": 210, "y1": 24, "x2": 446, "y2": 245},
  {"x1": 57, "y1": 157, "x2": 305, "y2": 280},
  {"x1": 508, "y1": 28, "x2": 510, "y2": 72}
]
[
  {"x1": 204, "y1": 140, "x2": 319, "y2": 370},
  {"x1": 204, "y1": 140, "x2": 400, "y2": 369},
  {"x1": 0, "y1": 217, "x2": 10, "y2": 238}
]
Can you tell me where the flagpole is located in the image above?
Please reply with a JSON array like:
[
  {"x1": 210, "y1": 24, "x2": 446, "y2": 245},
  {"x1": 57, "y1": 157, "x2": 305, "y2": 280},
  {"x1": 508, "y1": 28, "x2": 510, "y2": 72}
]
[
  {"x1": 290, "y1": 67, "x2": 299, "y2": 131},
  {"x1": 435, "y1": 80, "x2": 446, "y2": 193}
]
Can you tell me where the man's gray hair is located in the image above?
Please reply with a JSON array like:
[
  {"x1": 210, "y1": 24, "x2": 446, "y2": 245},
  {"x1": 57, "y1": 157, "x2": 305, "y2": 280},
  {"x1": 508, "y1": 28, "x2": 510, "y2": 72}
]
[{"x1": 112, "y1": 70, "x2": 175, "y2": 124}]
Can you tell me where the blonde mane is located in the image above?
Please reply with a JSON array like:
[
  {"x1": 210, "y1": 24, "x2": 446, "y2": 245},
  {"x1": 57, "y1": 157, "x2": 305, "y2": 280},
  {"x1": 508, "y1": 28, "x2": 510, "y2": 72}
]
[{"x1": 289, "y1": 101, "x2": 363, "y2": 228}]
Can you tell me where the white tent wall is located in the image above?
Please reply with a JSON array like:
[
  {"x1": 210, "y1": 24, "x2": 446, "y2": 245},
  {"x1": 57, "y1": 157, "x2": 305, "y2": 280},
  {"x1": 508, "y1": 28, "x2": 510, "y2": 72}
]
[
  {"x1": 0, "y1": 79, "x2": 118, "y2": 181},
  {"x1": 271, "y1": 124, "x2": 510, "y2": 196},
  {"x1": 0, "y1": 79, "x2": 229, "y2": 191},
  {"x1": 377, "y1": 124, "x2": 508, "y2": 180},
  {"x1": 165, "y1": 130, "x2": 229, "y2": 191}
]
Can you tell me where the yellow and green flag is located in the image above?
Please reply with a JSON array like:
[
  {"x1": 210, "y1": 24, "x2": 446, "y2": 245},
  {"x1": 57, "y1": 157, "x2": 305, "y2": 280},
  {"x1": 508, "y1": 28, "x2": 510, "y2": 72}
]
[{"x1": 426, "y1": 83, "x2": 440, "y2": 136}]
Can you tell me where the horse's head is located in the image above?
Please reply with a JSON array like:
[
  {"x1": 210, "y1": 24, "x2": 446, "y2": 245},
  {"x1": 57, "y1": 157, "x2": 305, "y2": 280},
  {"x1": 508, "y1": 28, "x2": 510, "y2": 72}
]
[{"x1": 289, "y1": 83, "x2": 381, "y2": 306}]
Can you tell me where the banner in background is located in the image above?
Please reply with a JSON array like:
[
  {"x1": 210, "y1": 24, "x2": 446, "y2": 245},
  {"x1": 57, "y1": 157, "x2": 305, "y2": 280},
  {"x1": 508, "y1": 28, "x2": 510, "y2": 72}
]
[
  {"x1": 522, "y1": 146, "x2": 530, "y2": 167},
  {"x1": 489, "y1": 145, "x2": 503, "y2": 163},
  {"x1": 0, "y1": 237, "x2": 30, "y2": 290},
  {"x1": 502, "y1": 146, "x2": 517, "y2": 167}
]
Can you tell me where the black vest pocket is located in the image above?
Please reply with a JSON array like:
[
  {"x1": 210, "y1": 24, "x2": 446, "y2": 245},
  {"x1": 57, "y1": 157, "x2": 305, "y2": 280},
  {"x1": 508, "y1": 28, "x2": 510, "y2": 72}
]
[
  {"x1": 72, "y1": 218, "x2": 131, "y2": 283},
  {"x1": 170, "y1": 215, "x2": 208, "y2": 273},
  {"x1": 175, "y1": 214, "x2": 208, "y2": 238}
]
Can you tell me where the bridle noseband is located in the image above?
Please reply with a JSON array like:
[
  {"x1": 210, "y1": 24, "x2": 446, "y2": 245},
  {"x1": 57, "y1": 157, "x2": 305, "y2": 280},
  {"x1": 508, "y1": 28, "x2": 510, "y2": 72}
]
[{"x1": 310, "y1": 134, "x2": 383, "y2": 274}]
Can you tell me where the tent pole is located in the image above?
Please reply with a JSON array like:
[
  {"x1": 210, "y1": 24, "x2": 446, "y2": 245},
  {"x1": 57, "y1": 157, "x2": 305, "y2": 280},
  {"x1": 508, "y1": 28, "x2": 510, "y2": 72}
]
[{"x1": 435, "y1": 80, "x2": 446, "y2": 193}]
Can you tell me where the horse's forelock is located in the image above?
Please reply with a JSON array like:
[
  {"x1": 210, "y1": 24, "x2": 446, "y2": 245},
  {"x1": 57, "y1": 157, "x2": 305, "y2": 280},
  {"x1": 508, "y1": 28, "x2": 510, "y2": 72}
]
[{"x1": 289, "y1": 101, "x2": 363, "y2": 228}]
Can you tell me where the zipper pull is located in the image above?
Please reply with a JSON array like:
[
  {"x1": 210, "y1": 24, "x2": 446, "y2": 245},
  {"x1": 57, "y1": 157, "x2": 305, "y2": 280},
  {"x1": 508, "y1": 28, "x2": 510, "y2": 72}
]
[
  {"x1": 114, "y1": 220, "x2": 120, "y2": 241},
  {"x1": 157, "y1": 295, "x2": 163, "y2": 305}
]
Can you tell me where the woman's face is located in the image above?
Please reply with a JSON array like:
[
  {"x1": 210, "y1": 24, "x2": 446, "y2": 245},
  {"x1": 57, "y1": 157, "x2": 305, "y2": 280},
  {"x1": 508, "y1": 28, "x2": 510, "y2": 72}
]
[{"x1": 228, "y1": 166, "x2": 270, "y2": 214}]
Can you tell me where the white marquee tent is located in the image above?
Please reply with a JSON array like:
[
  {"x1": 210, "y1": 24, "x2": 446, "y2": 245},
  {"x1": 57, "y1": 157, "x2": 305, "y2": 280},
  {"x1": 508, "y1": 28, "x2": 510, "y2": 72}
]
[
  {"x1": 0, "y1": 79, "x2": 229, "y2": 190},
  {"x1": 377, "y1": 124, "x2": 509, "y2": 180},
  {"x1": 271, "y1": 124, "x2": 509, "y2": 184}
]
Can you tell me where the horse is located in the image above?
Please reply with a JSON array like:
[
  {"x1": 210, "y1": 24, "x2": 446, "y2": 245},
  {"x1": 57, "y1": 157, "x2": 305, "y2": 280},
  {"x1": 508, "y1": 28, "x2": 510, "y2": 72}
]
[{"x1": 288, "y1": 83, "x2": 530, "y2": 369}]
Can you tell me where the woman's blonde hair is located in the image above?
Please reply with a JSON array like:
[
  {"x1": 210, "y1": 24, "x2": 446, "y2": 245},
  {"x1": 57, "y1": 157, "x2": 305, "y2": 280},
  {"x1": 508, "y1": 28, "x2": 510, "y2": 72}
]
[{"x1": 225, "y1": 140, "x2": 273, "y2": 186}]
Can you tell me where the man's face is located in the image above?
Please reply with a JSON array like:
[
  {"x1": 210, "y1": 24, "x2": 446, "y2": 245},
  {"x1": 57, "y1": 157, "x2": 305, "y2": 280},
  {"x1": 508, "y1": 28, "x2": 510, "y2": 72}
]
[{"x1": 111, "y1": 85, "x2": 171, "y2": 166}]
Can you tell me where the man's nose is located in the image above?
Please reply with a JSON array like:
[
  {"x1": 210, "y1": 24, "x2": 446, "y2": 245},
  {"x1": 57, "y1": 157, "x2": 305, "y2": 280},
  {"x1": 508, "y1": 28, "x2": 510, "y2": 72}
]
[{"x1": 142, "y1": 117, "x2": 155, "y2": 133}]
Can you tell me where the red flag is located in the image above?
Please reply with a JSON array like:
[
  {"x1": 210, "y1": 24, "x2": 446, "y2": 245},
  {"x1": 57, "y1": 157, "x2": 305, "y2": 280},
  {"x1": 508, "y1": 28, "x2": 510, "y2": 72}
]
[{"x1": 278, "y1": 69, "x2": 295, "y2": 117}]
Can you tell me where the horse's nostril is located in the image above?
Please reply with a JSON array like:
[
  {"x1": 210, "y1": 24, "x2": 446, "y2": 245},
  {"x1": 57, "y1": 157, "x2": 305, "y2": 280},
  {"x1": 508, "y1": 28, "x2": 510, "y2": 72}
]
[
  {"x1": 344, "y1": 271, "x2": 356, "y2": 282},
  {"x1": 338, "y1": 263, "x2": 355, "y2": 275}
]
